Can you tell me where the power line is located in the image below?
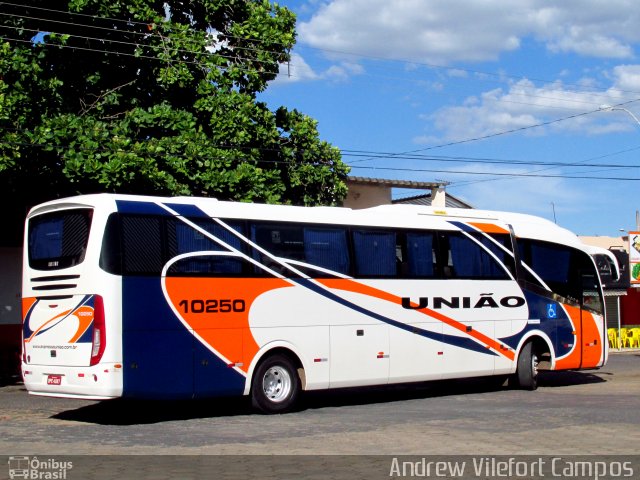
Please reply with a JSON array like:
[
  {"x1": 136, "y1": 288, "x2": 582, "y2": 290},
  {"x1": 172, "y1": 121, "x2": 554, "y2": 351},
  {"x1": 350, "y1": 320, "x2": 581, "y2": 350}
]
[
  {"x1": 0, "y1": 132, "x2": 339, "y2": 168},
  {"x1": 3, "y1": 121, "x2": 637, "y2": 172},
  {"x1": 0, "y1": 6, "x2": 292, "y2": 57},
  {"x1": 346, "y1": 98, "x2": 640, "y2": 167},
  {"x1": 0, "y1": 24, "x2": 275, "y2": 68},
  {"x1": 348, "y1": 164, "x2": 640, "y2": 181},
  {"x1": 341, "y1": 150, "x2": 640, "y2": 169},
  {"x1": 0, "y1": 1, "x2": 153, "y2": 27},
  {"x1": 451, "y1": 143, "x2": 640, "y2": 188},
  {"x1": 0, "y1": 34, "x2": 286, "y2": 82},
  {"x1": 1, "y1": 35, "x2": 206, "y2": 66},
  {"x1": 0, "y1": 11, "x2": 281, "y2": 63},
  {"x1": 2, "y1": 130, "x2": 638, "y2": 183}
]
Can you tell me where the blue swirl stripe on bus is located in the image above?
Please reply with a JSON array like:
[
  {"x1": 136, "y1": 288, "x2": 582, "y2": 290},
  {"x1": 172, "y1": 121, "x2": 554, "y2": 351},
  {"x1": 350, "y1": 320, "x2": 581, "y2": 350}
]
[{"x1": 498, "y1": 289, "x2": 573, "y2": 358}]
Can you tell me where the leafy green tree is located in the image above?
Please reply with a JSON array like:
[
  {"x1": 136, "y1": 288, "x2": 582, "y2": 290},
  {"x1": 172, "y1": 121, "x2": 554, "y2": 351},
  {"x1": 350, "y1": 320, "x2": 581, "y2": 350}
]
[{"x1": 0, "y1": 0, "x2": 349, "y2": 244}]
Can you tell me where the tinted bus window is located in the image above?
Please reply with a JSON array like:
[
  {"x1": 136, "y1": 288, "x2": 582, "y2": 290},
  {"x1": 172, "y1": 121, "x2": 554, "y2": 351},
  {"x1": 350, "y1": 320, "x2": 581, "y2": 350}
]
[
  {"x1": 251, "y1": 224, "x2": 304, "y2": 261},
  {"x1": 440, "y1": 232, "x2": 510, "y2": 280},
  {"x1": 121, "y1": 215, "x2": 164, "y2": 274},
  {"x1": 519, "y1": 239, "x2": 575, "y2": 298},
  {"x1": 250, "y1": 223, "x2": 350, "y2": 276},
  {"x1": 100, "y1": 214, "x2": 246, "y2": 276},
  {"x1": 169, "y1": 219, "x2": 245, "y2": 275},
  {"x1": 303, "y1": 227, "x2": 350, "y2": 275},
  {"x1": 28, "y1": 209, "x2": 92, "y2": 270},
  {"x1": 353, "y1": 230, "x2": 396, "y2": 277},
  {"x1": 518, "y1": 239, "x2": 602, "y2": 313},
  {"x1": 482, "y1": 232, "x2": 516, "y2": 276},
  {"x1": 403, "y1": 232, "x2": 436, "y2": 278}
]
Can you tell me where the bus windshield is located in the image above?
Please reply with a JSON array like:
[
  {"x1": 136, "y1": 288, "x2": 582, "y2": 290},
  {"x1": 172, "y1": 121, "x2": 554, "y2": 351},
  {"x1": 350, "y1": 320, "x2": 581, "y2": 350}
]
[{"x1": 28, "y1": 208, "x2": 93, "y2": 271}]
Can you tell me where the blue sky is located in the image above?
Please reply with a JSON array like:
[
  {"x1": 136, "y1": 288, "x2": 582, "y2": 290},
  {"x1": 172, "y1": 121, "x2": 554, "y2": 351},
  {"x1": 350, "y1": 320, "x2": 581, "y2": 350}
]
[{"x1": 258, "y1": 0, "x2": 640, "y2": 237}]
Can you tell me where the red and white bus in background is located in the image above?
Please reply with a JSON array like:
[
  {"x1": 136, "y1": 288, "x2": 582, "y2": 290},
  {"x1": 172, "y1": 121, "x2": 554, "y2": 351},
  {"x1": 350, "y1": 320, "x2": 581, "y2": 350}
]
[{"x1": 22, "y1": 194, "x2": 608, "y2": 413}]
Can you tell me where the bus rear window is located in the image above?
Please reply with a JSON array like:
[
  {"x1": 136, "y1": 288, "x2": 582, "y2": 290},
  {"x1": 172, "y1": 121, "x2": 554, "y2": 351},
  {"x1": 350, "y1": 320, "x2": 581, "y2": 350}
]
[{"x1": 28, "y1": 209, "x2": 92, "y2": 270}]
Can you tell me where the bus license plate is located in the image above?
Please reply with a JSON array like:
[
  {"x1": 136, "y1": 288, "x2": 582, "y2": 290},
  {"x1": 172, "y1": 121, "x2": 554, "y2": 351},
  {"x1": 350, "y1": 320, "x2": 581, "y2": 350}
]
[{"x1": 47, "y1": 375, "x2": 62, "y2": 385}]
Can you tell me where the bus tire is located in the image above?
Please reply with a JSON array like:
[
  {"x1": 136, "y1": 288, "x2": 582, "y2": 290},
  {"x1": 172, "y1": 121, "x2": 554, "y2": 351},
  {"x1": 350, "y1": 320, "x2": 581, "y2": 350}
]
[
  {"x1": 251, "y1": 354, "x2": 301, "y2": 414},
  {"x1": 516, "y1": 341, "x2": 539, "y2": 391}
]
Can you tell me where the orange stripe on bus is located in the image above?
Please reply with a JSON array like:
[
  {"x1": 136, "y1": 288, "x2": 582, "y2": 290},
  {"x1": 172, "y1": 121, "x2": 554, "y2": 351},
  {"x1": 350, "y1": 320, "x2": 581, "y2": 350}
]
[
  {"x1": 67, "y1": 306, "x2": 95, "y2": 343},
  {"x1": 22, "y1": 297, "x2": 38, "y2": 322},
  {"x1": 468, "y1": 222, "x2": 510, "y2": 235}
]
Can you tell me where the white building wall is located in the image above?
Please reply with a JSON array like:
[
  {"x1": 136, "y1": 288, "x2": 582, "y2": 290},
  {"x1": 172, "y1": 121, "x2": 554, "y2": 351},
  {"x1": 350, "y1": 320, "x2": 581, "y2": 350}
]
[{"x1": 343, "y1": 184, "x2": 391, "y2": 209}]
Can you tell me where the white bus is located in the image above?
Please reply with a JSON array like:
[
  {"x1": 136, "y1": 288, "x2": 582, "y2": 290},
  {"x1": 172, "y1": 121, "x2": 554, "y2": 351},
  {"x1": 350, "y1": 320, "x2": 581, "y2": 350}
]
[{"x1": 22, "y1": 194, "x2": 607, "y2": 413}]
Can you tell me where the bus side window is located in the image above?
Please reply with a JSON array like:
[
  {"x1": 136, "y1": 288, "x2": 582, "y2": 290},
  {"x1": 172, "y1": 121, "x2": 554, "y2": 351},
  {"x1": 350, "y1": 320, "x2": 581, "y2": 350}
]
[
  {"x1": 524, "y1": 240, "x2": 580, "y2": 303},
  {"x1": 483, "y1": 232, "x2": 516, "y2": 276},
  {"x1": 121, "y1": 215, "x2": 164, "y2": 275},
  {"x1": 440, "y1": 232, "x2": 510, "y2": 280},
  {"x1": 303, "y1": 227, "x2": 350, "y2": 275},
  {"x1": 250, "y1": 223, "x2": 304, "y2": 275},
  {"x1": 519, "y1": 239, "x2": 603, "y2": 313},
  {"x1": 353, "y1": 230, "x2": 396, "y2": 277},
  {"x1": 405, "y1": 232, "x2": 435, "y2": 277},
  {"x1": 100, "y1": 213, "x2": 123, "y2": 274},
  {"x1": 170, "y1": 219, "x2": 245, "y2": 275}
]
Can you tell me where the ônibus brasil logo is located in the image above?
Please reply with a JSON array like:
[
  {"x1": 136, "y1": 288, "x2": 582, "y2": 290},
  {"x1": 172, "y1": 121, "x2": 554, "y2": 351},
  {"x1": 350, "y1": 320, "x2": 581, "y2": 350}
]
[{"x1": 8, "y1": 456, "x2": 73, "y2": 479}]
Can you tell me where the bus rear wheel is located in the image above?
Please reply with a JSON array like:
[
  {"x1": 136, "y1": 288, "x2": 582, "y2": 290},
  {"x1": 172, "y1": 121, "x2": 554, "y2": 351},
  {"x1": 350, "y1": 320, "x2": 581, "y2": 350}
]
[
  {"x1": 515, "y1": 341, "x2": 539, "y2": 390},
  {"x1": 251, "y1": 354, "x2": 301, "y2": 414}
]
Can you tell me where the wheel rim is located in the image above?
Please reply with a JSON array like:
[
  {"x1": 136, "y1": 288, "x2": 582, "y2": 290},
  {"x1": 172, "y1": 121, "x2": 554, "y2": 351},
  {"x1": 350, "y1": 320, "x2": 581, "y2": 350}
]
[
  {"x1": 262, "y1": 365, "x2": 292, "y2": 403},
  {"x1": 531, "y1": 353, "x2": 539, "y2": 378}
]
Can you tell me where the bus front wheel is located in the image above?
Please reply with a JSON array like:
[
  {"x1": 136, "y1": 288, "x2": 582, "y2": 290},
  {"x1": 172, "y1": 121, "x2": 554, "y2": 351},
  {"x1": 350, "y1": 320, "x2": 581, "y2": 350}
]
[
  {"x1": 251, "y1": 354, "x2": 301, "y2": 414},
  {"x1": 515, "y1": 341, "x2": 539, "y2": 391}
]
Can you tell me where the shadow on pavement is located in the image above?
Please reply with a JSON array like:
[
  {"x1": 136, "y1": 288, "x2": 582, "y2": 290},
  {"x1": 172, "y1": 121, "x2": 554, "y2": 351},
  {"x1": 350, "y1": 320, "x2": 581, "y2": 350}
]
[
  {"x1": 0, "y1": 375, "x2": 22, "y2": 388},
  {"x1": 52, "y1": 396, "x2": 253, "y2": 425},
  {"x1": 302, "y1": 369, "x2": 606, "y2": 411},
  {"x1": 537, "y1": 369, "x2": 607, "y2": 387},
  {"x1": 51, "y1": 368, "x2": 606, "y2": 425}
]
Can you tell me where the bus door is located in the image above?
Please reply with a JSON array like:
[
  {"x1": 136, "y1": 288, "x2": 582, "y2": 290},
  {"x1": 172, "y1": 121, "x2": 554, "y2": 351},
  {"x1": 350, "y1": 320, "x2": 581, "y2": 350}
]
[
  {"x1": 579, "y1": 271, "x2": 606, "y2": 369},
  {"x1": 556, "y1": 269, "x2": 606, "y2": 370}
]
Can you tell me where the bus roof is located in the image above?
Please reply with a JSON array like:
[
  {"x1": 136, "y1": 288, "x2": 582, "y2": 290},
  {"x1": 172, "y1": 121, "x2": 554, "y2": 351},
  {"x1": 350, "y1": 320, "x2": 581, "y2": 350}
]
[{"x1": 28, "y1": 193, "x2": 584, "y2": 250}]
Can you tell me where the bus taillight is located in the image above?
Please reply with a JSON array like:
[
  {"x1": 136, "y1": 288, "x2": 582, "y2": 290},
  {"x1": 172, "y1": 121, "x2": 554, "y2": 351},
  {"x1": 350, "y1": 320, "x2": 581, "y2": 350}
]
[{"x1": 90, "y1": 295, "x2": 106, "y2": 366}]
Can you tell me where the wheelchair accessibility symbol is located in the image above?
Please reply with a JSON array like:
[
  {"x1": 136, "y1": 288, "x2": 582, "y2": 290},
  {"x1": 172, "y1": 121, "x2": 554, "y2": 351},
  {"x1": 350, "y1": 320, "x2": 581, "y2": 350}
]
[{"x1": 547, "y1": 303, "x2": 557, "y2": 319}]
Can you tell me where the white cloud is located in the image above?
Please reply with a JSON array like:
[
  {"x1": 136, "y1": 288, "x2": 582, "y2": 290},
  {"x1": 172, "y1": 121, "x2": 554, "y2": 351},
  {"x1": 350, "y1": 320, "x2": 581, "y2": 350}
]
[
  {"x1": 447, "y1": 69, "x2": 469, "y2": 79},
  {"x1": 548, "y1": 32, "x2": 633, "y2": 58},
  {"x1": 273, "y1": 52, "x2": 365, "y2": 85},
  {"x1": 298, "y1": 0, "x2": 640, "y2": 68},
  {"x1": 418, "y1": 74, "x2": 640, "y2": 143},
  {"x1": 610, "y1": 65, "x2": 640, "y2": 91},
  {"x1": 272, "y1": 52, "x2": 319, "y2": 85}
]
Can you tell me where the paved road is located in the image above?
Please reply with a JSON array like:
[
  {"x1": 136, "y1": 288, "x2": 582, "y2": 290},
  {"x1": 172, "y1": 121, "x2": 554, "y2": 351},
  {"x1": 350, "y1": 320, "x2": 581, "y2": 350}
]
[{"x1": 1, "y1": 353, "x2": 639, "y2": 457}]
